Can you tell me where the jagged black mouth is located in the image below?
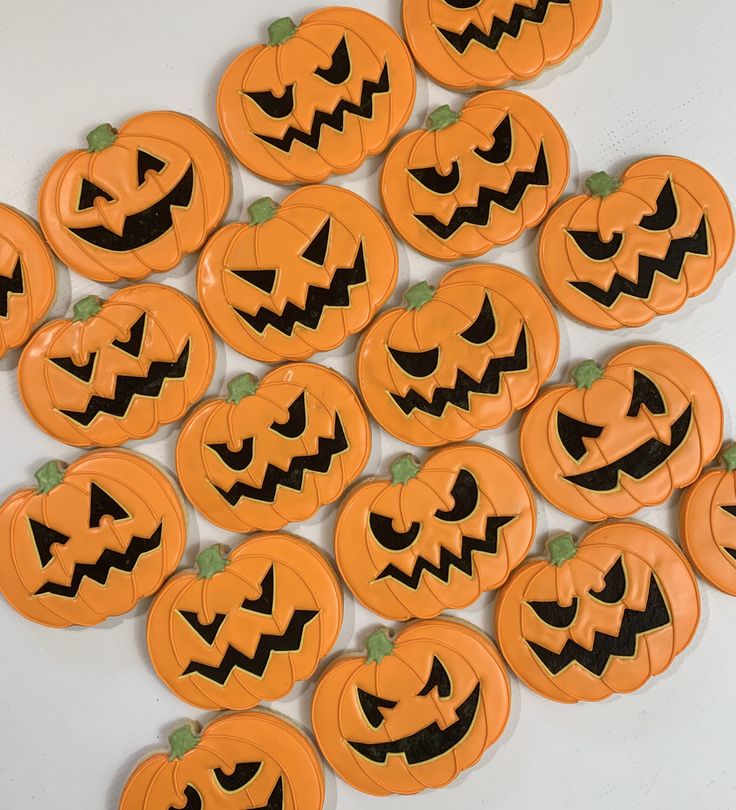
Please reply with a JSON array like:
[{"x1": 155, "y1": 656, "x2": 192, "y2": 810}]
[
  {"x1": 214, "y1": 415, "x2": 348, "y2": 505},
  {"x1": 390, "y1": 327, "x2": 527, "y2": 418},
  {"x1": 347, "y1": 683, "x2": 481, "y2": 764},
  {"x1": 255, "y1": 65, "x2": 389, "y2": 153},
  {"x1": 59, "y1": 341, "x2": 190, "y2": 427},
  {"x1": 563, "y1": 404, "x2": 692, "y2": 492},
  {"x1": 414, "y1": 146, "x2": 548, "y2": 240},
  {"x1": 182, "y1": 609, "x2": 319, "y2": 685},
  {"x1": 375, "y1": 516, "x2": 514, "y2": 589},
  {"x1": 439, "y1": 0, "x2": 570, "y2": 54},
  {"x1": 34, "y1": 523, "x2": 162, "y2": 598},
  {"x1": 235, "y1": 242, "x2": 366, "y2": 336},
  {"x1": 528, "y1": 574, "x2": 670, "y2": 677},
  {"x1": 68, "y1": 165, "x2": 194, "y2": 251},
  {"x1": 0, "y1": 257, "x2": 23, "y2": 317},
  {"x1": 570, "y1": 216, "x2": 709, "y2": 307}
]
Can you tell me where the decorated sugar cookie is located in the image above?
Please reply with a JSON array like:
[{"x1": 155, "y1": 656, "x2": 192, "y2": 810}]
[
  {"x1": 0, "y1": 450, "x2": 185, "y2": 628},
  {"x1": 520, "y1": 346, "x2": 723, "y2": 521},
  {"x1": 119, "y1": 713, "x2": 324, "y2": 810},
  {"x1": 147, "y1": 535, "x2": 342, "y2": 710},
  {"x1": 311, "y1": 621, "x2": 510, "y2": 796},
  {"x1": 176, "y1": 366, "x2": 370, "y2": 532},
  {"x1": 38, "y1": 112, "x2": 231, "y2": 283},
  {"x1": 402, "y1": 0, "x2": 603, "y2": 91},
  {"x1": 495, "y1": 524, "x2": 700, "y2": 703},
  {"x1": 0, "y1": 205, "x2": 56, "y2": 357},
  {"x1": 18, "y1": 284, "x2": 215, "y2": 448},
  {"x1": 335, "y1": 445, "x2": 535, "y2": 620},
  {"x1": 380, "y1": 91, "x2": 569, "y2": 260},
  {"x1": 357, "y1": 264, "x2": 558, "y2": 446},
  {"x1": 680, "y1": 444, "x2": 736, "y2": 595},
  {"x1": 217, "y1": 10, "x2": 416, "y2": 184},
  {"x1": 197, "y1": 187, "x2": 398, "y2": 362},
  {"x1": 539, "y1": 157, "x2": 735, "y2": 329}
]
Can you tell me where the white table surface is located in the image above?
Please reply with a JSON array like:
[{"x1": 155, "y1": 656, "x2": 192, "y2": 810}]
[{"x1": 1, "y1": 1, "x2": 735, "y2": 807}]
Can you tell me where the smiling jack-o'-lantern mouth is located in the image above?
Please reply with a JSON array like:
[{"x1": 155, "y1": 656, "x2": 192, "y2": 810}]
[{"x1": 0, "y1": 257, "x2": 23, "y2": 317}]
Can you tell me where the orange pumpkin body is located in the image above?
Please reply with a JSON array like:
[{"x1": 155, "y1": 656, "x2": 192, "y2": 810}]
[
  {"x1": 539, "y1": 157, "x2": 735, "y2": 329},
  {"x1": 147, "y1": 535, "x2": 342, "y2": 710},
  {"x1": 217, "y1": 9, "x2": 416, "y2": 184},
  {"x1": 0, "y1": 450, "x2": 185, "y2": 628},
  {"x1": 0, "y1": 205, "x2": 56, "y2": 357},
  {"x1": 381, "y1": 92, "x2": 569, "y2": 260},
  {"x1": 38, "y1": 112, "x2": 231, "y2": 283},
  {"x1": 520, "y1": 345, "x2": 723, "y2": 521},
  {"x1": 402, "y1": 0, "x2": 602, "y2": 91},
  {"x1": 176, "y1": 365, "x2": 370, "y2": 532},
  {"x1": 495, "y1": 524, "x2": 700, "y2": 703},
  {"x1": 119, "y1": 712, "x2": 324, "y2": 810},
  {"x1": 18, "y1": 284, "x2": 215, "y2": 447},
  {"x1": 312, "y1": 620, "x2": 510, "y2": 796},
  {"x1": 335, "y1": 444, "x2": 535, "y2": 619},
  {"x1": 357, "y1": 264, "x2": 558, "y2": 446},
  {"x1": 197, "y1": 187, "x2": 398, "y2": 361}
]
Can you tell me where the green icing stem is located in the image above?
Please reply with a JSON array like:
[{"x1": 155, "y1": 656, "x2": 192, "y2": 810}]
[
  {"x1": 547, "y1": 534, "x2": 578, "y2": 566},
  {"x1": 365, "y1": 627, "x2": 395, "y2": 664},
  {"x1": 168, "y1": 724, "x2": 200, "y2": 760}
]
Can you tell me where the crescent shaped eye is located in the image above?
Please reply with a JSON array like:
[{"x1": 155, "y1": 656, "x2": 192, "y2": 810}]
[
  {"x1": 557, "y1": 412, "x2": 604, "y2": 462},
  {"x1": 434, "y1": 469, "x2": 478, "y2": 522},
  {"x1": 388, "y1": 346, "x2": 439, "y2": 378},
  {"x1": 315, "y1": 36, "x2": 351, "y2": 84},
  {"x1": 77, "y1": 178, "x2": 114, "y2": 211},
  {"x1": 418, "y1": 657, "x2": 452, "y2": 698},
  {"x1": 627, "y1": 370, "x2": 666, "y2": 417},
  {"x1": 208, "y1": 437, "x2": 254, "y2": 471},
  {"x1": 639, "y1": 178, "x2": 677, "y2": 231},
  {"x1": 460, "y1": 293, "x2": 496, "y2": 344},
  {"x1": 369, "y1": 513, "x2": 420, "y2": 551},
  {"x1": 408, "y1": 161, "x2": 461, "y2": 195},
  {"x1": 474, "y1": 115, "x2": 512, "y2": 164},
  {"x1": 213, "y1": 762, "x2": 262, "y2": 793},
  {"x1": 589, "y1": 556, "x2": 626, "y2": 604},
  {"x1": 270, "y1": 392, "x2": 307, "y2": 438},
  {"x1": 567, "y1": 230, "x2": 624, "y2": 261},
  {"x1": 357, "y1": 688, "x2": 397, "y2": 729},
  {"x1": 528, "y1": 597, "x2": 579, "y2": 628},
  {"x1": 244, "y1": 84, "x2": 295, "y2": 118}
]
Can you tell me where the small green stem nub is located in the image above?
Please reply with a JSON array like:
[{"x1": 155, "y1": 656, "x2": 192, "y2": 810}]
[
  {"x1": 73, "y1": 295, "x2": 103, "y2": 322},
  {"x1": 248, "y1": 197, "x2": 279, "y2": 225},
  {"x1": 405, "y1": 281, "x2": 435, "y2": 310},
  {"x1": 268, "y1": 17, "x2": 298, "y2": 45},
  {"x1": 571, "y1": 360, "x2": 604, "y2": 389},
  {"x1": 168, "y1": 724, "x2": 200, "y2": 760},
  {"x1": 586, "y1": 171, "x2": 622, "y2": 197},
  {"x1": 427, "y1": 105, "x2": 460, "y2": 131},
  {"x1": 196, "y1": 545, "x2": 229, "y2": 579},
  {"x1": 722, "y1": 444, "x2": 736, "y2": 472},
  {"x1": 86, "y1": 124, "x2": 117, "y2": 152},
  {"x1": 35, "y1": 461, "x2": 66, "y2": 494},
  {"x1": 227, "y1": 373, "x2": 259, "y2": 404},
  {"x1": 365, "y1": 628, "x2": 395, "y2": 665},
  {"x1": 547, "y1": 533, "x2": 578, "y2": 566},
  {"x1": 390, "y1": 455, "x2": 421, "y2": 485}
]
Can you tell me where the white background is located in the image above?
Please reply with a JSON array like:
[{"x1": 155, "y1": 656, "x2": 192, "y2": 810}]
[{"x1": 0, "y1": 1, "x2": 735, "y2": 807}]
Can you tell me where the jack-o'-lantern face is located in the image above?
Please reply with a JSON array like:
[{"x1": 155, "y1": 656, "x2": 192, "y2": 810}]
[
  {"x1": 495, "y1": 524, "x2": 701, "y2": 703},
  {"x1": 217, "y1": 10, "x2": 416, "y2": 184},
  {"x1": 119, "y1": 713, "x2": 325, "y2": 810},
  {"x1": 520, "y1": 345, "x2": 723, "y2": 521},
  {"x1": 358, "y1": 264, "x2": 558, "y2": 446},
  {"x1": 539, "y1": 157, "x2": 735, "y2": 329},
  {"x1": 381, "y1": 91, "x2": 569, "y2": 260},
  {"x1": 176, "y1": 365, "x2": 370, "y2": 532}
]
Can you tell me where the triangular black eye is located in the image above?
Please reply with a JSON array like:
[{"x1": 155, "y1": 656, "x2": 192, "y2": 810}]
[
  {"x1": 639, "y1": 178, "x2": 677, "y2": 231},
  {"x1": 557, "y1": 412, "x2": 604, "y2": 461},
  {"x1": 721, "y1": 505, "x2": 736, "y2": 518},
  {"x1": 179, "y1": 610, "x2": 227, "y2": 645},
  {"x1": 89, "y1": 484, "x2": 129, "y2": 528},
  {"x1": 208, "y1": 437, "x2": 254, "y2": 471},
  {"x1": 230, "y1": 268, "x2": 277, "y2": 294},
  {"x1": 418, "y1": 656, "x2": 452, "y2": 698},
  {"x1": 29, "y1": 519, "x2": 70, "y2": 568},
  {"x1": 50, "y1": 353, "x2": 96, "y2": 383},
  {"x1": 213, "y1": 762, "x2": 262, "y2": 792},
  {"x1": 627, "y1": 371, "x2": 666, "y2": 417},
  {"x1": 301, "y1": 218, "x2": 331, "y2": 265},
  {"x1": 112, "y1": 313, "x2": 146, "y2": 357},
  {"x1": 357, "y1": 688, "x2": 397, "y2": 729},
  {"x1": 589, "y1": 556, "x2": 626, "y2": 604},
  {"x1": 567, "y1": 230, "x2": 624, "y2": 261},
  {"x1": 137, "y1": 149, "x2": 166, "y2": 186},
  {"x1": 245, "y1": 84, "x2": 295, "y2": 118},
  {"x1": 460, "y1": 293, "x2": 496, "y2": 344},
  {"x1": 369, "y1": 513, "x2": 420, "y2": 551},
  {"x1": 315, "y1": 35, "x2": 351, "y2": 84},
  {"x1": 77, "y1": 178, "x2": 114, "y2": 211},
  {"x1": 388, "y1": 346, "x2": 439, "y2": 378},
  {"x1": 270, "y1": 392, "x2": 307, "y2": 438},
  {"x1": 434, "y1": 469, "x2": 478, "y2": 522},
  {"x1": 242, "y1": 565, "x2": 274, "y2": 614},
  {"x1": 528, "y1": 597, "x2": 578, "y2": 628},
  {"x1": 474, "y1": 114, "x2": 512, "y2": 164}
]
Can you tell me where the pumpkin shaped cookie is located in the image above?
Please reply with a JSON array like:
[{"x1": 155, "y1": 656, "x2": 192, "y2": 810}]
[
  {"x1": 119, "y1": 712, "x2": 324, "y2": 810},
  {"x1": 38, "y1": 112, "x2": 231, "y2": 283},
  {"x1": 357, "y1": 264, "x2": 558, "y2": 446},
  {"x1": 148, "y1": 535, "x2": 342, "y2": 710},
  {"x1": 0, "y1": 205, "x2": 56, "y2": 357},
  {"x1": 335, "y1": 444, "x2": 535, "y2": 620},
  {"x1": 381, "y1": 91, "x2": 569, "y2": 260},
  {"x1": 18, "y1": 284, "x2": 214, "y2": 447},
  {"x1": 0, "y1": 450, "x2": 185, "y2": 628},
  {"x1": 217, "y1": 10, "x2": 416, "y2": 184},
  {"x1": 520, "y1": 346, "x2": 722, "y2": 521},
  {"x1": 197, "y1": 187, "x2": 398, "y2": 361},
  {"x1": 495, "y1": 524, "x2": 700, "y2": 703},
  {"x1": 680, "y1": 444, "x2": 736, "y2": 595},
  {"x1": 539, "y1": 157, "x2": 735, "y2": 329},
  {"x1": 176, "y1": 365, "x2": 370, "y2": 532},
  {"x1": 312, "y1": 620, "x2": 510, "y2": 796},
  {"x1": 402, "y1": 0, "x2": 602, "y2": 91}
]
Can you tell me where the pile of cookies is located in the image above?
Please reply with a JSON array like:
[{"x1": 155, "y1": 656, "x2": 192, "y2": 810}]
[{"x1": 1, "y1": 1, "x2": 734, "y2": 805}]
